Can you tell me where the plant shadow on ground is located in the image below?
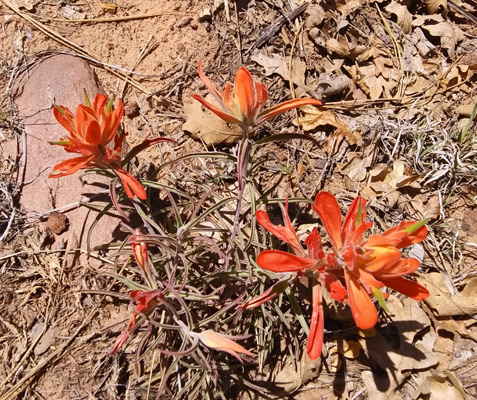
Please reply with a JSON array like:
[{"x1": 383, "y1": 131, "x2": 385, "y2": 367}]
[{"x1": 1, "y1": 0, "x2": 477, "y2": 399}]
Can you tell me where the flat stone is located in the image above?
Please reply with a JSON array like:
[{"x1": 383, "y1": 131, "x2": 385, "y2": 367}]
[{"x1": 6, "y1": 54, "x2": 127, "y2": 254}]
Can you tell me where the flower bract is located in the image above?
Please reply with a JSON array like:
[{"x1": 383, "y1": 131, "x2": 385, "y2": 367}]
[
  {"x1": 193, "y1": 59, "x2": 323, "y2": 130},
  {"x1": 252, "y1": 192, "x2": 429, "y2": 360},
  {"x1": 49, "y1": 93, "x2": 172, "y2": 200}
]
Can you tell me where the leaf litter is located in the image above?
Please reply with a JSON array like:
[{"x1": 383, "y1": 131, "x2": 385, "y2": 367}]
[{"x1": 1, "y1": 0, "x2": 477, "y2": 399}]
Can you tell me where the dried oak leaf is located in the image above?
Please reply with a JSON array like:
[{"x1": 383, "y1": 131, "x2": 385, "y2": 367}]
[
  {"x1": 413, "y1": 15, "x2": 463, "y2": 58},
  {"x1": 360, "y1": 296, "x2": 438, "y2": 400},
  {"x1": 417, "y1": 272, "x2": 477, "y2": 317},
  {"x1": 251, "y1": 53, "x2": 307, "y2": 88},
  {"x1": 423, "y1": 0, "x2": 447, "y2": 16},
  {"x1": 346, "y1": 62, "x2": 398, "y2": 99},
  {"x1": 292, "y1": 105, "x2": 361, "y2": 153},
  {"x1": 412, "y1": 371, "x2": 467, "y2": 400},
  {"x1": 385, "y1": 2, "x2": 413, "y2": 34},
  {"x1": 182, "y1": 97, "x2": 244, "y2": 147}
]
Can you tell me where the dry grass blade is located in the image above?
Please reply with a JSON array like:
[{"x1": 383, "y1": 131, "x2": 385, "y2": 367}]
[
  {"x1": 27, "y1": 10, "x2": 194, "y2": 24},
  {"x1": 0, "y1": 182, "x2": 15, "y2": 243},
  {"x1": 2, "y1": 0, "x2": 154, "y2": 97},
  {"x1": 0, "y1": 307, "x2": 98, "y2": 400}
]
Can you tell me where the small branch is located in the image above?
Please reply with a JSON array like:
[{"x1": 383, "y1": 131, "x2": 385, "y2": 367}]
[{"x1": 251, "y1": 2, "x2": 309, "y2": 50}]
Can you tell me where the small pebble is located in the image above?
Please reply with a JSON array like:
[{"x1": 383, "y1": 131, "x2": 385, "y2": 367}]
[
  {"x1": 45, "y1": 212, "x2": 68, "y2": 235},
  {"x1": 124, "y1": 101, "x2": 140, "y2": 119},
  {"x1": 198, "y1": 7, "x2": 212, "y2": 22}
]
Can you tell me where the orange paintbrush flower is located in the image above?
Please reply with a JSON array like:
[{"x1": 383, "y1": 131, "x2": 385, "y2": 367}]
[
  {"x1": 49, "y1": 93, "x2": 173, "y2": 200},
  {"x1": 251, "y1": 194, "x2": 429, "y2": 359},
  {"x1": 312, "y1": 191, "x2": 429, "y2": 330},
  {"x1": 131, "y1": 228, "x2": 148, "y2": 271},
  {"x1": 175, "y1": 319, "x2": 254, "y2": 364},
  {"x1": 252, "y1": 201, "x2": 347, "y2": 360},
  {"x1": 198, "y1": 330, "x2": 254, "y2": 364},
  {"x1": 193, "y1": 59, "x2": 322, "y2": 130},
  {"x1": 110, "y1": 288, "x2": 163, "y2": 354}
]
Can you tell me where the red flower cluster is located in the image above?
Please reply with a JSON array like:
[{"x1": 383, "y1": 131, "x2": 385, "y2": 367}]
[
  {"x1": 193, "y1": 60, "x2": 322, "y2": 131},
  {"x1": 250, "y1": 192, "x2": 429, "y2": 360},
  {"x1": 49, "y1": 93, "x2": 174, "y2": 200}
]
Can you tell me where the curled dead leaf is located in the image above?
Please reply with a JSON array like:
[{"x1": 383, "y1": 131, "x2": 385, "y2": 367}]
[
  {"x1": 292, "y1": 105, "x2": 361, "y2": 153},
  {"x1": 418, "y1": 273, "x2": 477, "y2": 317},
  {"x1": 423, "y1": 0, "x2": 447, "y2": 16},
  {"x1": 385, "y1": 2, "x2": 413, "y2": 34},
  {"x1": 182, "y1": 97, "x2": 245, "y2": 147}
]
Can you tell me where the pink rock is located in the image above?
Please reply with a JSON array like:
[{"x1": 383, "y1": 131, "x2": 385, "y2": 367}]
[{"x1": 7, "y1": 54, "x2": 127, "y2": 254}]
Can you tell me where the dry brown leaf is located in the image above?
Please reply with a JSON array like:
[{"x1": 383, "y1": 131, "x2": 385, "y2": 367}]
[
  {"x1": 346, "y1": 63, "x2": 398, "y2": 99},
  {"x1": 418, "y1": 272, "x2": 477, "y2": 317},
  {"x1": 338, "y1": 136, "x2": 378, "y2": 183},
  {"x1": 412, "y1": 372, "x2": 466, "y2": 400},
  {"x1": 361, "y1": 296, "x2": 438, "y2": 400},
  {"x1": 423, "y1": 0, "x2": 447, "y2": 16},
  {"x1": 182, "y1": 97, "x2": 244, "y2": 147},
  {"x1": 325, "y1": 36, "x2": 366, "y2": 59},
  {"x1": 251, "y1": 52, "x2": 307, "y2": 88},
  {"x1": 385, "y1": 2, "x2": 413, "y2": 34},
  {"x1": 413, "y1": 15, "x2": 463, "y2": 58},
  {"x1": 292, "y1": 105, "x2": 361, "y2": 153},
  {"x1": 335, "y1": 0, "x2": 365, "y2": 15}
]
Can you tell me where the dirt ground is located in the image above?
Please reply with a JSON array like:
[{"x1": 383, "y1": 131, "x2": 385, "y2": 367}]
[{"x1": 1, "y1": 0, "x2": 477, "y2": 399}]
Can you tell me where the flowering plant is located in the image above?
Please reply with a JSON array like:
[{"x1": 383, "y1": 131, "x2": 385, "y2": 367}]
[
  {"x1": 248, "y1": 192, "x2": 429, "y2": 359},
  {"x1": 193, "y1": 60, "x2": 322, "y2": 190},
  {"x1": 50, "y1": 93, "x2": 174, "y2": 200},
  {"x1": 193, "y1": 60, "x2": 322, "y2": 132}
]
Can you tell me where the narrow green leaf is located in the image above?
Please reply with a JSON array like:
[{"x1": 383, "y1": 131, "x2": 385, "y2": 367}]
[
  {"x1": 405, "y1": 218, "x2": 429, "y2": 234},
  {"x1": 55, "y1": 104, "x2": 66, "y2": 115},
  {"x1": 84, "y1": 89, "x2": 92, "y2": 108},
  {"x1": 105, "y1": 95, "x2": 114, "y2": 115},
  {"x1": 372, "y1": 287, "x2": 388, "y2": 312}
]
